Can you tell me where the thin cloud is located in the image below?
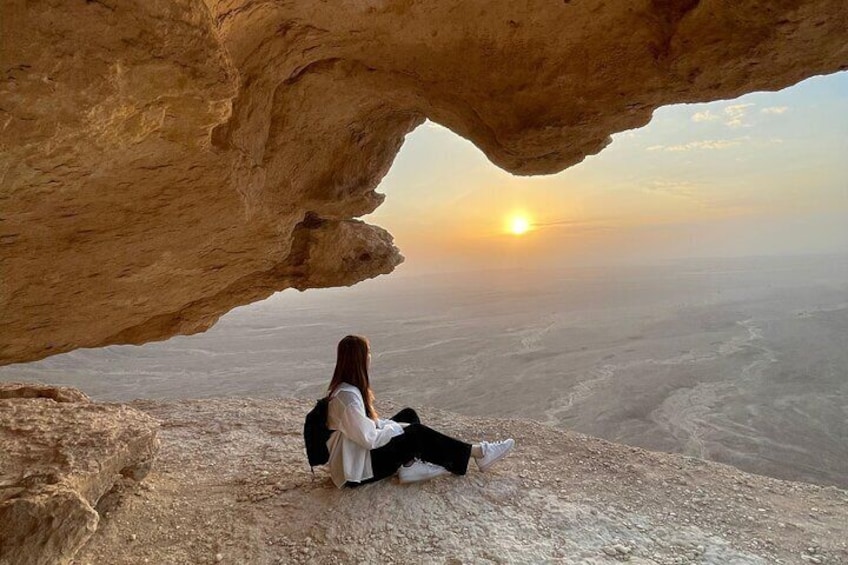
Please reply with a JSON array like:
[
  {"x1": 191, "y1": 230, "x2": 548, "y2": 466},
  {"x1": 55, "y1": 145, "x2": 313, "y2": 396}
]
[
  {"x1": 723, "y1": 103, "x2": 754, "y2": 128},
  {"x1": 646, "y1": 137, "x2": 747, "y2": 152},
  {"x1": 690, "y1": 103, "x2": 757, "y2": 128},
  {"x1": 691, "y1": 110, "x2": 719, "y2": 123},
  {"x1": 531, "y1": 219, "x2": 612, "y2": 233},
  {"x1": 761, "y1": 106, "x2": 789, "y2": 115},
  {"x1": 724, "y1": 103, "x2": 754, "y2": 113}
]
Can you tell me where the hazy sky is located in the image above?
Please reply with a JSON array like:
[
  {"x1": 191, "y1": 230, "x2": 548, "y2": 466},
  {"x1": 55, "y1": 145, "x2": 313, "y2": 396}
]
[{"x1": 366, "y1": 71, "x2": 848, "y2": 274}]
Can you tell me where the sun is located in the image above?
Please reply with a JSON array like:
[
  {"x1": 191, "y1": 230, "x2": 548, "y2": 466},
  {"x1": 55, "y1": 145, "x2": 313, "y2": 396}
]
[{"x1": 508, "y1": 215, "x2": 531, "y2": 236}]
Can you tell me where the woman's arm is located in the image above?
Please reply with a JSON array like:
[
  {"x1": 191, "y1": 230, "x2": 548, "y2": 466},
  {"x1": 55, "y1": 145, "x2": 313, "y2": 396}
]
[
  {"x1": 376, "y1": 418, "x2": 411, "y2": 429},
  {"x1": 335, "y1": 392, "x2": 404, "y2": 450}
]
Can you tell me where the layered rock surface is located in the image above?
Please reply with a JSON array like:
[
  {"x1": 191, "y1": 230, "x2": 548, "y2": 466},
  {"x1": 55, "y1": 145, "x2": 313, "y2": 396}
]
[
  {"x1": 74, "y1": 396, "x2": 848, "y2": 564},
  {"x1": 2, "y1": 0, "x2": 848, "y2": 365},
  {"x1": 0, "y1": 384, "x2": 159, "y2": 565}
]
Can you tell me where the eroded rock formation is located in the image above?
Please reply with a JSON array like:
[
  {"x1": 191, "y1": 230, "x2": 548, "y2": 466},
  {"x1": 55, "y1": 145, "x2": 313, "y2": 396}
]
[
  {"x1": 0, "y1": 383, "x2": 159, "y2": 565},
  {"x1": 2, "y1": 0, "x2": 847, "y2": 364}
]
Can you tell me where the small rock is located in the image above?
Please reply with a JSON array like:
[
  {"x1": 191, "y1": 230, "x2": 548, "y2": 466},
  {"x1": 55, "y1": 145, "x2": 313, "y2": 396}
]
[{"x1": 215, "y1": 553, "x2": 223, "y2": 562}]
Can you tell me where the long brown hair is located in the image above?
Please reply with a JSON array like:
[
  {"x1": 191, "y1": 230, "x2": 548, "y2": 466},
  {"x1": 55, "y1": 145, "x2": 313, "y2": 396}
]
[{"x1": 328, "y1": 335, "x2": 377, "y2": 420}]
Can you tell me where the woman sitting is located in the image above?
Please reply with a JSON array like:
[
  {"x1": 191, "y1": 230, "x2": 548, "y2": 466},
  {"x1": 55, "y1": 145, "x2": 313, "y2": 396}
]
[{"x1": 326, "y1": 335, "x2": 514, "y2": 488}]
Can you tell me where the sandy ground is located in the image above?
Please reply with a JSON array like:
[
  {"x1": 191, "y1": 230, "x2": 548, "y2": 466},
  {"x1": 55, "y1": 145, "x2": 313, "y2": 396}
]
[{"x1": 72, "y1": 397, "x2": 848, "y2": 565}]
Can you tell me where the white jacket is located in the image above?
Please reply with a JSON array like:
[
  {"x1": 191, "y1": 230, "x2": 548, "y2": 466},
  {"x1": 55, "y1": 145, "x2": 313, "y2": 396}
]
[{"x1": 326, "y1": 383, "x2": 405, "y2": 488}]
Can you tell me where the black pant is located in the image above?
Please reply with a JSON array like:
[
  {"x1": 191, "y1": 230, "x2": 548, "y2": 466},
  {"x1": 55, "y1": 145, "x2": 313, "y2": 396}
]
[{"x1": 347, "y1": 408, "x2": 472, "y2": 486}]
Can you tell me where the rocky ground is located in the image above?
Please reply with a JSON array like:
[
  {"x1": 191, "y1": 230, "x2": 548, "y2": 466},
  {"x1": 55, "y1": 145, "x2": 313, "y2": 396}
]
[{"x1": 69, "y1": 397, "x2": 847, "y2": 565}]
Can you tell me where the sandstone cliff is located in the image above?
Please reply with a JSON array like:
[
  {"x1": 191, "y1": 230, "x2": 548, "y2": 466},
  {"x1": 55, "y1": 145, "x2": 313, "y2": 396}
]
[{"x1": 2, "y1": 1, "x2": 847, "y2": 365}]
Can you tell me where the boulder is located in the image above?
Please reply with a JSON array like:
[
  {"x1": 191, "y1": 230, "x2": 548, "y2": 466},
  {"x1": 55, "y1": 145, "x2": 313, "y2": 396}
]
[{"x1": 0, "y1": 384, "x2": 159, "y2": 565}]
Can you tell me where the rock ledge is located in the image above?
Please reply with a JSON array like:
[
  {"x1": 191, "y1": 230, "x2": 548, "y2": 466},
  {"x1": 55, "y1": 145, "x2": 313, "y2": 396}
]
[{"x1": 71, "y1": 396, "x2": 848, "y2": 565}]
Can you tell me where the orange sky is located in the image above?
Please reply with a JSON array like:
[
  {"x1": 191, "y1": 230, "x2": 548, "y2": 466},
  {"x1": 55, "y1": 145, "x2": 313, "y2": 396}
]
[{"x1": 366, "y1": 73, "x2": 848, "y2": 274}]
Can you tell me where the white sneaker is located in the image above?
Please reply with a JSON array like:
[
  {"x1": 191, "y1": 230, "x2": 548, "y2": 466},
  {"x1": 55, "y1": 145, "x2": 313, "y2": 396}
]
[
  {"x1": 475, "y1": 439, "x2": 515, "y2": 472},
  {"x1": 398, "y1": 459, "x2": 451, "y2": 484}
]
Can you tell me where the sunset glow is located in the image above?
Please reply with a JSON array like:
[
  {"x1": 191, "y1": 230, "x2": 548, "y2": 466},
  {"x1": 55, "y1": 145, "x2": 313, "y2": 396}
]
[
  {"x1": 365, "y1": 72, "x2": 848, "y2": 273},
  {"x1": 508, "y1": 215, "x2": 531, "y2": 235}
]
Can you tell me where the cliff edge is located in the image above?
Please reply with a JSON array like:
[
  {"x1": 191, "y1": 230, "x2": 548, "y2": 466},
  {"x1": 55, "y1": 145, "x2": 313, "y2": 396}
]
[{"x1": 64, "y1": 397, "x2": 847, "y2": 565}]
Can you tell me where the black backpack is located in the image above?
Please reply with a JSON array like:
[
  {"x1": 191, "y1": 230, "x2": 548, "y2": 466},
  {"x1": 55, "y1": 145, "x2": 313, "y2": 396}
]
[{"x1": 303, "y1": 396, "x2": 332, "y2": 472}]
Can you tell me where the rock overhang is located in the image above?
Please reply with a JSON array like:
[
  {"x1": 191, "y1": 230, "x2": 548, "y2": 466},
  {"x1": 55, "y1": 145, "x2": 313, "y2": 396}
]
[{"x1": 1, "y1": 0, "x2": 847, "y2": 365}]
